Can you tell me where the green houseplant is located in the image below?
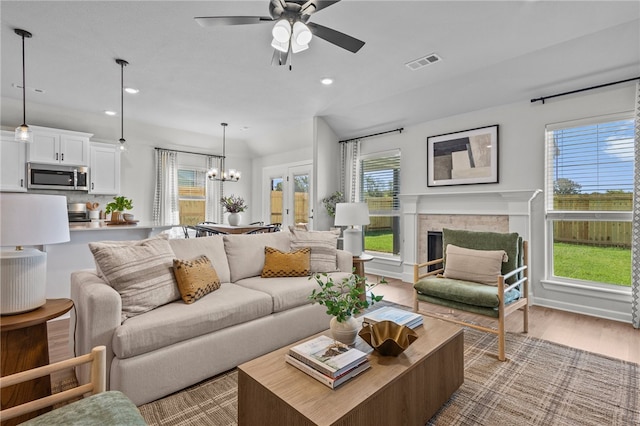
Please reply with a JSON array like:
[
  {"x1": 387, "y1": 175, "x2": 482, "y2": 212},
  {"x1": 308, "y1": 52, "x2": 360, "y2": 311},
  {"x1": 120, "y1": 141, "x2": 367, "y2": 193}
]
[
  {"x1": 309, "y1": 272, "x2": 385, "y2": 345},
  {"x1": 105, "y1": 196, "x2": 133, "y2": 223},
  {"x1": 322, "y1": 191, "x2": 344, "y2": 218}
]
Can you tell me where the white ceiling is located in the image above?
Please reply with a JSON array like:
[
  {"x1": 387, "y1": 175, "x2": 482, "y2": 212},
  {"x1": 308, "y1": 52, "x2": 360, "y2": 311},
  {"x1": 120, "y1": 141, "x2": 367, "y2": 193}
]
[{"x1": 1, "y1": 1, "x2": 639, "y2": 157}]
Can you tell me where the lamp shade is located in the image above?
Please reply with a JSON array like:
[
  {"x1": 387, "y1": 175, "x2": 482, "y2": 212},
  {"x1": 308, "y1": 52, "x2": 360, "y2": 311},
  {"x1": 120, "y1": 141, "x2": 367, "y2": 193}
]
[
  {"x1": 0, "y1": 193, "x2": 70, "y2": 247},
  {"x1": 334, "y1": 203, "x2": 370, "y2": 226}
]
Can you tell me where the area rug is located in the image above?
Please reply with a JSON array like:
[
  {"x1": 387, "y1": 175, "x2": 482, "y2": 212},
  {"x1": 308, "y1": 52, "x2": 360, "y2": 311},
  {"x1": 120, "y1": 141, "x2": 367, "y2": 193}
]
[{"x1": 138, "y1": 326, "x2": 639, "y2": 426}]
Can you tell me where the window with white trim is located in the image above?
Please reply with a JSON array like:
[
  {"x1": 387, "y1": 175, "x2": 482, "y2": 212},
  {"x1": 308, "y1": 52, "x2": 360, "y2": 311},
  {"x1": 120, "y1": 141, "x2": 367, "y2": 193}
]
[
  {"x1": 178, "y1": 168, "x2": 206, "y2": 225},
  {"x1": 545, "y1": 112, "x2": 633, "y2": 287},
  {"x1": 359, "y1": 150, "x2": 401, "y2": 256}
]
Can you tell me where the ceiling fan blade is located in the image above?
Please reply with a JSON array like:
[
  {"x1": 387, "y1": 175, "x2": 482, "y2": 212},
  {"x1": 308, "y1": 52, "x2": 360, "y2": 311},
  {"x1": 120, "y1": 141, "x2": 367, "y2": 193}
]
[
  {"x1": 307, "y1": 22, "x2": 365, "y2": 53},
  {"x1": 300, "y1": 0, "x2": 341, "y2": 15},
  {"x1": 194, "y1": 16, "x2": 273, "y2": 27}
]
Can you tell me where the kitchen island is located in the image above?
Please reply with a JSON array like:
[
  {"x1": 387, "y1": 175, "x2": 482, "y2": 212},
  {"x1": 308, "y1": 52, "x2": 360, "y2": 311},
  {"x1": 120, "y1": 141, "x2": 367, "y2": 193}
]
[{"x1": 45, "y1": 222, "x2": 173, "y2": 302}]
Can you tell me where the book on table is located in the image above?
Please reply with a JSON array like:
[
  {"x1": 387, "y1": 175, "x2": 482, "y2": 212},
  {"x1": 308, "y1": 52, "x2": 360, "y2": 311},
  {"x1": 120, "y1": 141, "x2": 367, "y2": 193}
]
[
  {"x1": 362, "y1": 306, "x2": 423, "y2": 329},
  {"x1": 285, "y1": 354, "x2": 370, "y2": 389},
  {"x1": 288, "y1": 335, "x2": 369, "y2": 378}
]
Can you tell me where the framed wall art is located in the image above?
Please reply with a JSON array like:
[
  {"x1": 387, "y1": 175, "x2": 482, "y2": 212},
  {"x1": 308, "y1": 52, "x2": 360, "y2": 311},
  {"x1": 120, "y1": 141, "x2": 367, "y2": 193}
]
[{"x1": 427, "y1": 124, "x2": 499, "y2": 187}]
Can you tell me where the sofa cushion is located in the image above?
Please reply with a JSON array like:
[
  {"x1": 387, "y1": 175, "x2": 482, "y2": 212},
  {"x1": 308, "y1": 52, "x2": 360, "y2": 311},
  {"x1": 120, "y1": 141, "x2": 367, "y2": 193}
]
[
  {"x1": 89, "y1": 236, "x2": 180, "y2": 322},
  {"x1": 290, "y1": 228, "x2": 340, "y2": 273},
  {"x1": 443, "y1": 244, "x2": 507, "y2": 285},
  {"x1": 261, "y1": 247, "x2": 311, "y2": 278},
  {"x1": 112, "y1": 283, "x2": 272, "y2": 359},
  {"x1": 235, "y1": 271, "x2": 352, "y2": 313},
  {"x1": 414, "y1": 276, "x2": 520, "y2": 309},
  {"x1": 173, "y1": 255, "x2": 221, "y2": 304},
  {"x1": 442, "y1": 228, "x2": 521, "y2": 284},
  {"x1": 169, "y1": 235, "x2": 231, "y2": 283},
  {"x1": 224, "y1": 232, "x2": 292, "y2": 281}
]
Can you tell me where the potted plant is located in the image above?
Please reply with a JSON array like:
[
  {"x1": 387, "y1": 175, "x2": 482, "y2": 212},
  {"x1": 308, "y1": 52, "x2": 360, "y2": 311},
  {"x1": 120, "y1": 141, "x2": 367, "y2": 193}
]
[
  {"x1": 322, "y1": 191, "x2": 344, "y2": 218},
  {"x1": 105, "y1": 196, "x2": 133, "y2": 223},
  {"x1": 309, "y1": 273, "x2": 386, "y2": 345},
  {"x1": 220, "y1": 194, "x2": 247, "y2": 226}
]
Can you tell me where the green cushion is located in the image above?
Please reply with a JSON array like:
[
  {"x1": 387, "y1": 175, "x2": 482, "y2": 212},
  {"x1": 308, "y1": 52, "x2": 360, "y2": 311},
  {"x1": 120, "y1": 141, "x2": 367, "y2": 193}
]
[
  {"x1": 443, "y1": 228, "x2": 521, "y2": 284},
  {"x1": 415, "y1": 293, "x2": 501, "y2": 318},
  {"x1": 21, "y1": 391, "x2": 146, "y2": 426},
  {"x1": 414, "y1": 276, "x2": 521, "y2": 308}
]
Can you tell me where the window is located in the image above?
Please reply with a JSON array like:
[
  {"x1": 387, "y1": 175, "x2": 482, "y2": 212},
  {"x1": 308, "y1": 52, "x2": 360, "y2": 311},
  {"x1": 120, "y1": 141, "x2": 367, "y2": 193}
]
[
  {"x1": 359, "y1": 150, "x2": 401, "y2": 255},
  {"x1": 545, "y1": 113, "x2": 633, "y2": 287},
  {"x1": 178, "y1": 168, "x2": 206, "y2": 225}
]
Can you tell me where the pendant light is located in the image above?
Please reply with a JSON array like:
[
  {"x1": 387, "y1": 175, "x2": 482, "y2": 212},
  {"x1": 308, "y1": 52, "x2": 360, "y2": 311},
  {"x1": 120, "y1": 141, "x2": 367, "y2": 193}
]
[
  {"x1": 115, "y1": 59, "x2": 128, "y2": 151},
  {"x1": 207, "y1": 123, "x2": 241, "y2": 182},
  {"x1": 14, "y1": 29, "x2": 33, "y2": 143}
]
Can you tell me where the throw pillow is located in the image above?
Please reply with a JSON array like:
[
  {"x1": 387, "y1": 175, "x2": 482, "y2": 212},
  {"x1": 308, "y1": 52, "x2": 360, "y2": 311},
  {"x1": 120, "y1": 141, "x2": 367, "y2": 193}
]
[
  {"x1": 261, "y1": 247, "x2": 311, "y2": 278},
  {"x1": 89, "y1": 236, "x2": 180, "y2": 322},
  {"x1": 290, "y1": 228, "x2": 340, "y2": 273},
  {"x1": 172, "y1": 255, "x2": 221, "y2": 304},
  {"x1": 443, "y1": 244, "x2": 508, "y2": 286}
]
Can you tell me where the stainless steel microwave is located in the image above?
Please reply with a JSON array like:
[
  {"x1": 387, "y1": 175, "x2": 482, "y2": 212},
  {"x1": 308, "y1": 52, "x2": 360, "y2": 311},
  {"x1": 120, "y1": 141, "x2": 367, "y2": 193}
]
[{"x1": 27, "y1": 163, "x2": 89, "y2": 191}]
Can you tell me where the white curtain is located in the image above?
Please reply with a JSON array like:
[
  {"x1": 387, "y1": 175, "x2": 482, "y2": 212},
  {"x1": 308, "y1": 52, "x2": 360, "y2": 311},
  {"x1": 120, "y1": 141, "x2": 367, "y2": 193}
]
[
  {"x1": 340, "y1": 140, "x2": 360, "y2": 202},
  {"x1": 632, "y1": 81, "x2": 640, "y2": 329},
  {"x1": 206, "y1": 156, "x2": 224, "y2": 223},
  {"x1": 152, "y1": 149, "x2": 179, "y2": 225}
]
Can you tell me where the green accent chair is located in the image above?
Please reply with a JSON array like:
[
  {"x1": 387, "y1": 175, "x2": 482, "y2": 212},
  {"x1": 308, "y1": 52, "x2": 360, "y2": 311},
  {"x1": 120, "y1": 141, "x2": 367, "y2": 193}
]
[
  {"x1": 413, "y1": 228, "x2": 529, "y2": 361},
  {"x1": 0, "y1": 346, "x2": 146, "y2": 425}
]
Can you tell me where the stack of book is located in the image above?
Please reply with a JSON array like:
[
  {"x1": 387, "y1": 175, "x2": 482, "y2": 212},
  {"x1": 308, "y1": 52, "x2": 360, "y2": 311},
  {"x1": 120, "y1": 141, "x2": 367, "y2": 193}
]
[
  {"x1": 286, "y1": 335, "x2": 370, "y2": 389},
  {"x1": 362, "y1": 306, "x2": 423, "y2": 329}
]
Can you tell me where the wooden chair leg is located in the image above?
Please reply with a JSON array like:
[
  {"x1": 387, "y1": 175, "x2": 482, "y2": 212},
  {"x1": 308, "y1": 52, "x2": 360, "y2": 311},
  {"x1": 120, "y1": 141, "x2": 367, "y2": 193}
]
[
  {"x1": 498, "y1": 315, "x2": 506, "y2": 362},
  {"x1": 523, "y1": 302, "x2": 529, "y2": 333}
]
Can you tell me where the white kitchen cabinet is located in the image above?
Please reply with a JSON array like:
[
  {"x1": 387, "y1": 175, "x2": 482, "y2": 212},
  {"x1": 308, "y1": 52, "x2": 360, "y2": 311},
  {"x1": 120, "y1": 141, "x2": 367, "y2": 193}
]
[
  {"x1": 0, "y1": 131, "x2": 27, "y2": 192},
  {"x1": 89, "y1": 141, "x2": 121, "y2": 194},
  {"x1": 27, "y1": 125, "x2": 92, "y2": 166}
]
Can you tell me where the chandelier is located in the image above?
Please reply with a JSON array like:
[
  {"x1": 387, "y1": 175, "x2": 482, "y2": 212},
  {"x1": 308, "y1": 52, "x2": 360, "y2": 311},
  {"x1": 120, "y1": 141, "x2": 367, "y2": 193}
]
[{"x1": 207, "y1": 123, "x2": 240, "y2": 182}]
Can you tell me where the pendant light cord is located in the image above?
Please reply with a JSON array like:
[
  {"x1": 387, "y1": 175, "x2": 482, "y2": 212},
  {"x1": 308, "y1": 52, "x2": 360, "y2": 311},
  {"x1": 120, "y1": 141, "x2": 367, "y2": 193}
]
[
  {"x1": 120, "y1": 61, "x2": 124, "y2": 140},
  {"x1": 21, "y1": 33, "x2": 26, "y2": 125}
]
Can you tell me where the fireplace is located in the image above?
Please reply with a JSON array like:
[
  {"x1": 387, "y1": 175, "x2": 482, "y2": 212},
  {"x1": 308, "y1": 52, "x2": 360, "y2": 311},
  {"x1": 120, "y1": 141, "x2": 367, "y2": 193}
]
[{"x1": 427, "y1": 231, "x2": 443, "y2": 272}]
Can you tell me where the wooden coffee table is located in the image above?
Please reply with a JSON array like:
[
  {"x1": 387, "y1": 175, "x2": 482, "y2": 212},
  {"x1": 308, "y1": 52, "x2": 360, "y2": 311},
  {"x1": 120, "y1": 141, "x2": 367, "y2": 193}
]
[{"x1": 238, "y1": 315, "x2": 463, "y2": 426}]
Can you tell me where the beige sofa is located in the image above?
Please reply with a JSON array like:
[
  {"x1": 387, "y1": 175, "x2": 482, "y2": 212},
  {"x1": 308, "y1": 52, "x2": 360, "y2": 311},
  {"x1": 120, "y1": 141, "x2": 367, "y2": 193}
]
[{"x1": 70, "y1": 231, "x2": 352, "y2": 405}]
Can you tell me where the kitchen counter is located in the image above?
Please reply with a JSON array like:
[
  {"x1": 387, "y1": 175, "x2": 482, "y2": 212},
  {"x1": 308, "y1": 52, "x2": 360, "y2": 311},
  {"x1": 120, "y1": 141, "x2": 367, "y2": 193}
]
[
  {"x1": 69, "y1": 221, "x2": 169, "y2": 231},
  {"x1": 45, "y1": 222, "x2": 174, "y2": 303}
]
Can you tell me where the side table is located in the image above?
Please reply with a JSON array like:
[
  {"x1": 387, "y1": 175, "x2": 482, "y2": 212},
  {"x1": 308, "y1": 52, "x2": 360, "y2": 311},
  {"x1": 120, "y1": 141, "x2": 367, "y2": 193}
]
[
  {"x1": 352, "y1": 254, "x2": 374, "y2": 301},
  {"x1": 1, "y1": 298, "x2": 74, "y2": 426}
]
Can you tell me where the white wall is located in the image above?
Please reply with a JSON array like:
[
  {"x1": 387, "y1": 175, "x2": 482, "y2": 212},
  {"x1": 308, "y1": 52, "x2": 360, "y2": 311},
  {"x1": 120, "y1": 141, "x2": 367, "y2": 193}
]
[{"x1": 313, "y1": 117, "x2": 340, "y2": 231}]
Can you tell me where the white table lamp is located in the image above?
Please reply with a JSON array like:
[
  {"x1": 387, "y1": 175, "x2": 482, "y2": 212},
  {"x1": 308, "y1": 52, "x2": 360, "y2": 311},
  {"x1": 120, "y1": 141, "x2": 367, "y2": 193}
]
[
  {"x1": 0, "y1": 193, "x2": 70, "y2": 315},
  {"x1": 334, "y1": 202, "x2": 370, "y2": 257}
]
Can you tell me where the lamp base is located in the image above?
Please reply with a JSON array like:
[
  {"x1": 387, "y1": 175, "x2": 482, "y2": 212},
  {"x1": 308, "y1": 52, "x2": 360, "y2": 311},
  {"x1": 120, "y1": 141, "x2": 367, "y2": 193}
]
[
  {"x1": 1, "y1": 248, "x2": 47, "y2": 315},
  {"x1": 343, "y1": 228, "x2": 363, "y2": 257}
]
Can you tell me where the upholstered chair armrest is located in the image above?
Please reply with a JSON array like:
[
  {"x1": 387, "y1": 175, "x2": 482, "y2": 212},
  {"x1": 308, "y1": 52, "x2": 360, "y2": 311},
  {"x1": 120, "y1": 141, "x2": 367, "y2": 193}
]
[
  {"x1": 336, "y1": 249, "x2": 352, "y2": 272},
  {"x1": 70, "y1": 270, "x2": 121, "y2": 389}
]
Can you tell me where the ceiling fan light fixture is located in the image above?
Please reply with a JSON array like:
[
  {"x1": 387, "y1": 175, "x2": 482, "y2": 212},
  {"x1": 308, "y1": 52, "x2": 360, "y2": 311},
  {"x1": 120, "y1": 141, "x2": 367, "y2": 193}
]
[
  {"x1": 291, "y1": 39, "x2": 309, "y2": 53},
  {"x1": 293, "y1": 21, "x2": 312, "y2": 45},
  {"x1": 272, "y1": 19, "x2": 291, "y2": 43},
  {"x1": 271, "y1": 38, "x2": 289, "y2": 53}
]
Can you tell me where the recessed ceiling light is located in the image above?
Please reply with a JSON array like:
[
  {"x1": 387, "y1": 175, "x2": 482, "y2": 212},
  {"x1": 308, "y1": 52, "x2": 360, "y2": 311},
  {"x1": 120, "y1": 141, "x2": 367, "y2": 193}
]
[
  {"x1": 240, "y1": 126, "x2": 250, "y2": 131},
  {"x1": 124, "y1": 87, "x2": 139, "y2": 94},
  {"x1": 104, "y1": 110, "x2": 117, "y2": 116},
  {"x1": 321, "y1": 78, "x2": 333, "y2": 85}
]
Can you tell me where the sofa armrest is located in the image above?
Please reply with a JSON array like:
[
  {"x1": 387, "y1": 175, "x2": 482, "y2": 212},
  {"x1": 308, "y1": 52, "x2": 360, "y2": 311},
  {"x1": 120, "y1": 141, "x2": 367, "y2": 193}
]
[
  {"x1": 336, "y1": 249, "x2": 353, "y2": 273},
  {"x1": 70, "y1": 270, "x2": 121, "y2": 389}
]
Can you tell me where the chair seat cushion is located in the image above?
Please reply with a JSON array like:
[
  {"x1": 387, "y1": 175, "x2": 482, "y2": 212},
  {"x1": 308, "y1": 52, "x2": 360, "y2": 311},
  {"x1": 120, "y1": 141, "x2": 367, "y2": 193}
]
[
  {"x1": 414, "y1": 276, "x2": 520, "y2": 308},
  {"x1": 20, "y1": 391, "x2": 146, "y2": 426}
]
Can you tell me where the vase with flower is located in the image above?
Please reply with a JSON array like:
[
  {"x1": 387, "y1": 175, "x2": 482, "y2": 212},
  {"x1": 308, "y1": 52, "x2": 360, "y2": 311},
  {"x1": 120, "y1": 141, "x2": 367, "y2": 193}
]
[{"x1": 220, "y1": 195, "x2": 247, "y2": 226}]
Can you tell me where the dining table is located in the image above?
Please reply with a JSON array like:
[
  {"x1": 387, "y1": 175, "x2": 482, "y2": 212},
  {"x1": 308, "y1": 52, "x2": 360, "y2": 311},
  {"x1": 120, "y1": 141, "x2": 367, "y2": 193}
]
[{"x1": 196, "y1": 224, "x2": 271, "y2": 235}]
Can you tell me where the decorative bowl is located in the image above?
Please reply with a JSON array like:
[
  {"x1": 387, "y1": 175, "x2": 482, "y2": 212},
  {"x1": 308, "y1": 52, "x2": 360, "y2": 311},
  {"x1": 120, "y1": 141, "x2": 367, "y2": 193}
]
[
  {"x1": 123, "y1": 213, "x2": 134, "y2": 222},
  {"x1": 358, "y1": 320, "x2": 418, "y2": 356}
]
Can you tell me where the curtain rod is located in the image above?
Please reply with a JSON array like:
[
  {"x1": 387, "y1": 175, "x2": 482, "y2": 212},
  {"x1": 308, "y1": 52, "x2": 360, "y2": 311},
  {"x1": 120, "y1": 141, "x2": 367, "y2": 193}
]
[
  {"x1": 530, "y1": 76, "x2": 640, "y2": 104},
  {"x1": 154, "y1": 147, "x2": 222, "y2": 159},
  {"x1": 339, "y1": 127, "x2": 403, "y2": 144}
]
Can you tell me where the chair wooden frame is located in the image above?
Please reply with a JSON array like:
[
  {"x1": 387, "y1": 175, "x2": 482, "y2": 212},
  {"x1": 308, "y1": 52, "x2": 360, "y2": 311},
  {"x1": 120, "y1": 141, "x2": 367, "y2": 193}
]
[
  {"x1": 413, "y1": 242, "x2": 529, "y2": 361},
  {"x1": 0, "y1": 346, "x2": 106, "y2": 421}
]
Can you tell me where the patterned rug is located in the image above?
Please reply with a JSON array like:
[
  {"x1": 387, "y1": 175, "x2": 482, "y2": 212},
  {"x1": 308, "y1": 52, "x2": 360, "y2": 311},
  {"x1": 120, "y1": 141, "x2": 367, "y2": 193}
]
[{"x1": 138, "y1": 325, "x2": 640, "y2": 426}]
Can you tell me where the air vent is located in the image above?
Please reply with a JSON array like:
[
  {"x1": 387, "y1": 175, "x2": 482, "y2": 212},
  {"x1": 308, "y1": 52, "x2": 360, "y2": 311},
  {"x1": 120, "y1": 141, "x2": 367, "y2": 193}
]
[
  {"x1": 12, "y1": 83, "x2": 45, "y2": 94},
  {"x1": 405, "y1": 53, "x2": 442, "y2": 71}
]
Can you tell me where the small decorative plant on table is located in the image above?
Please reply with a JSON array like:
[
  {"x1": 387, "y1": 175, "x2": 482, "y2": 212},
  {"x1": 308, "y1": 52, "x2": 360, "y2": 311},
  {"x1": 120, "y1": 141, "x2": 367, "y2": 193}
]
[
  {"x1": 220, "y1": 194, "x2": 247, "y2": 226},
  {"x1": 309, "y1": 272, "x2": 386, "y2": 345},
  {"x1": 105, "y1": 196, "x2": 133, "y2": 223}
]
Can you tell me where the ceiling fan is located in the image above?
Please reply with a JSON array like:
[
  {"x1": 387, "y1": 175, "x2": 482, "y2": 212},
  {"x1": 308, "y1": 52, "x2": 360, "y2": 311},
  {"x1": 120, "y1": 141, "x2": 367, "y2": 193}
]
[{"x1": 195, "y1": 0, "x2": 365, "y2": 66}]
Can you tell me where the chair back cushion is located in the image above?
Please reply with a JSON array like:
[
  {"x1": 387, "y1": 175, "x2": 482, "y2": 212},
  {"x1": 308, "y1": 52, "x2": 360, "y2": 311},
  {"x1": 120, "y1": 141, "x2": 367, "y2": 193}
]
[
  {"x1": 443, "y1": 244, "x2": 507, "y2": 285},
  {"x1": 442, "y1": 228, "x2": 521, "y2": 284}
]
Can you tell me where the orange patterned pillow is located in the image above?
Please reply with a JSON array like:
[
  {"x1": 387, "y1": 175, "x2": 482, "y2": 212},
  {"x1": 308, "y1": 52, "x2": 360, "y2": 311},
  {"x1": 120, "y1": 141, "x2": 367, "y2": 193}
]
[
  {"x1": 261, "y1": 247, "x2": 311, "y2": 278},
  {"x1": 172, "y1": 255, "x2": 221, "y2": 304}
]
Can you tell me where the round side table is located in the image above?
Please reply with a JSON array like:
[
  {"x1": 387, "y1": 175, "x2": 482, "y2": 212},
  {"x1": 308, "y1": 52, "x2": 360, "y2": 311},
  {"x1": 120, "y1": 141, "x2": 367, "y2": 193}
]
[
  {"x1": 1, "y1": 298, "x2": 73, "y2": 426},
  {"x1": 352, "y1": 254, "x2": 374, "y2": 301}
]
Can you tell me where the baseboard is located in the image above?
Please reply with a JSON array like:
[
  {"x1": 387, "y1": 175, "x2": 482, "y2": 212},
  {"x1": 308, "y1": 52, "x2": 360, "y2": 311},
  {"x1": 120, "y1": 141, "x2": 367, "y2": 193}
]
[{"x1": 531, "y1": 297, "x2": 632, "y2": 324}]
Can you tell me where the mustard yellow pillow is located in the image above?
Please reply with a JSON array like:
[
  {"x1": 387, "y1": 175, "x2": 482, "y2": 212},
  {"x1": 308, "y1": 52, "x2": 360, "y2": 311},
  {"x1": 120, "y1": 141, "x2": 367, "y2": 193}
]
[
  {"x1": 172, "y1": 255, "x2": 221, "y2": 304},
  {"x1": 261, "y1": 247, "x2": 311, "y2": 278}
]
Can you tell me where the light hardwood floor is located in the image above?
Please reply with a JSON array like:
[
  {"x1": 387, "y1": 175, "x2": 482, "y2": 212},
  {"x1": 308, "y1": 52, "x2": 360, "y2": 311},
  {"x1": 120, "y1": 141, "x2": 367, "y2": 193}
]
[{"x1": 48, "y1": 275, "x2": 640, "y2": 376}]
